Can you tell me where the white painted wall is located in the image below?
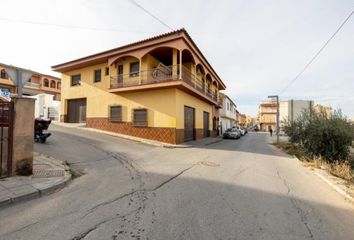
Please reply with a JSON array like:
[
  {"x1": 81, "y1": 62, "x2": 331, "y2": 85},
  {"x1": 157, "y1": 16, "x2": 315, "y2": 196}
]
[
  {"x1": 24, "y1": 93, "x2": 60, "y2": 120},
  {"x1": 219, "y1": 94, "x2": 237, "y2": 135}
]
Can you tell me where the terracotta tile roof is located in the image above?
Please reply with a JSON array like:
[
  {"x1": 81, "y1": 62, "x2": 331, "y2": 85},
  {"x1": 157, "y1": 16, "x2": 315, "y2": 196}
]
[
  {"x1": 51, "y1": 28, "x2": 226, "y2": 89},
  {"x1": 52, "y1": 28, "x2": 187, "y2": 69}
]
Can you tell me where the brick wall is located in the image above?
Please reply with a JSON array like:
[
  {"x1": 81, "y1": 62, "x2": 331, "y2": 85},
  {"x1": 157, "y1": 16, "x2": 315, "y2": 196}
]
[{"x1": 87, "y1": 118, "x2": 177, "y2": 144}]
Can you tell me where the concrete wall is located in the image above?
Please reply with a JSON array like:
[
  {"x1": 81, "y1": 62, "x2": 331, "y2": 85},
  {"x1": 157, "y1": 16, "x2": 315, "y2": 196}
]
[
  {"x1": 11, "y1": 97, "x2": 35, "y2": 175},
  {"x1": 280, "y1": 100, "x2": 314, "y2": 124}
]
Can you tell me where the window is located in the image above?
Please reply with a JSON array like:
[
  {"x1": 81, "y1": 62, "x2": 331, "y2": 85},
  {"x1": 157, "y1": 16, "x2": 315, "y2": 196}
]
[
  {"x1": 133, "y1": 109, "x2": 147, "y2": 126},
  {"x1": 71, "y1": 74, "x2": 81, "y2": 86},
  {"x1": 57, "y1": 82, "x2": 61, "y2": 89},
  {"x1": 94, "y1": 69, "x2": 101, "y2": 82},
  {"x1": 105, "y1": 67, "x2": 109, "y2": 76},
  {"x1": 44, "y1": 78, "x2": 49, "y2": 87},
  {"x1": 129, "y1": 62, "x2": 139, "y2": 77},
  {"x1": 0, "y1": 69, "x2": 7, "y2": 79},
  {"x1": 50, "y1": 80, "x2": 56, "y2": 88},
  {"x1": 110, "y1": 106, "x2": 122, "y2": 122}
]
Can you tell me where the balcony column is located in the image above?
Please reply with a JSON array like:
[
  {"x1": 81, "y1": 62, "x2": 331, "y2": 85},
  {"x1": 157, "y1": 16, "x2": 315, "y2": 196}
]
[
  {"x1": 194, "y1": 65, "x2": 197, "y2": 88},
  {"x1": 172, "y1": 49, "x2": 178, "y2": 79},
  {"x1": 138, "y1": 58, "x2": 142, "y2": 85},
  {"x1": 179, "y1": 50, "x2": 182, "y2": 80}
]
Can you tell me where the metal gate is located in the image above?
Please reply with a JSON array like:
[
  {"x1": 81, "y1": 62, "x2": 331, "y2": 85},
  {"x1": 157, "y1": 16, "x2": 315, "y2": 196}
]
[{"x1": 0, "y1": 101, "x2": 13, "y2": 178}]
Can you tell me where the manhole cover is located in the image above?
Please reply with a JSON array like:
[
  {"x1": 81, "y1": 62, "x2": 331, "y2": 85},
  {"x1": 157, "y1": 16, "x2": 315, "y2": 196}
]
[
  {"x1": 33, "y1": 170, "x2": 66, "y2": 178},
  {"x1": 199, "y1": 161, "x2": 220, "y2": 167}
]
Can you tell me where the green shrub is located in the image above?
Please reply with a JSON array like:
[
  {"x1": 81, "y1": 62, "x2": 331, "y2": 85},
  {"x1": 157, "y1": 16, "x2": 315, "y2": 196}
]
[{"x1": 285, "y1": 108, "x2": 354, "y2": 163}]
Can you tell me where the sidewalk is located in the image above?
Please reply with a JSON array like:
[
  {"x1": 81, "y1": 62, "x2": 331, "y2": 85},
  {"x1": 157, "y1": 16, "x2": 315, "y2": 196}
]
[
  {"x1": 54, "y1": 122, "x2": 223, "y2": 148},
  {"x1": 0, "y1": 152, "x2": 71, "y2": 208}
]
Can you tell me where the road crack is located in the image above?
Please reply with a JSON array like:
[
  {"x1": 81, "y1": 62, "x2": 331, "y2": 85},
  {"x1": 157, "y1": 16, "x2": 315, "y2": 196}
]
[
  {"x1": 276, "y1": 168, "x2": 314, "y2": 240},
  {"x1": 78, "y1": 164, "x2": 196, "y2": 239}
]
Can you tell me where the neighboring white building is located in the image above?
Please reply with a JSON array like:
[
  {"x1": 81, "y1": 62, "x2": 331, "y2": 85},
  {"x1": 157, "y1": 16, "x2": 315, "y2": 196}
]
[
  {"x1": 279, "y1": 99, "x2": 314, "y2": 129},
  {"x1": 26, "y1": 93, "x2": 61, "y2": 120},
  {"x1": 219, "y1": 93, "x2": 237, "y2": 135}
]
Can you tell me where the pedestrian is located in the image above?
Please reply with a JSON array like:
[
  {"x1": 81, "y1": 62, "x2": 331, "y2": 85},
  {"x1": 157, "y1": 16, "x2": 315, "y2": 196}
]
[{"x1": 269, "y1": 126, "x2": 273, "y2": 137}]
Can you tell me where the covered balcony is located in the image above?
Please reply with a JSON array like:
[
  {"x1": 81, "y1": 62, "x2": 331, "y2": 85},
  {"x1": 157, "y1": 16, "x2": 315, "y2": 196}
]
[{"x1": 108, "y1": 47, "x2": 220, "y2": 105}]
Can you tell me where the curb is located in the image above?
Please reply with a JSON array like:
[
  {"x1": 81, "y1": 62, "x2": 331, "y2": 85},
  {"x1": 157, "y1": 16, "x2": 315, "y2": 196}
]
[
  {"x1": 271, "y1": 143, "x2": 354, "y2": 203},
  {"x1": 313, "y1": 171, "x2": 353, "y2": 201},
  {"x1": 54, "y1": 122, "x2": 223, "y2": 148},
  {"x1": 0, "y1": 173, "x2": 71, "y2": 209},
  {"x1": 293, "y1": 156, "x2": 353, "y2": 202}
]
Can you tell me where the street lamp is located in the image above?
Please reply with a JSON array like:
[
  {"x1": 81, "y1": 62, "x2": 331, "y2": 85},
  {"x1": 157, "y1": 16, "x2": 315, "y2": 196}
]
[{"x1": 268, "y1": 95, "x2": 279, "y2": 144}]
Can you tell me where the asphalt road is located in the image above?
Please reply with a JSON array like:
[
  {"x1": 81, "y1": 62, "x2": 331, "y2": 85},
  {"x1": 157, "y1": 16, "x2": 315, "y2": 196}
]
[{"x1": 0, "y1": 125, "x2": 354, "y2": 240}]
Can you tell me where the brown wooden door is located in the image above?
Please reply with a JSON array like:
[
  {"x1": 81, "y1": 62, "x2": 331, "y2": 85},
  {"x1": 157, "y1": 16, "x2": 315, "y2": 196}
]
[
  {"x1": 67, "y1": 99, "x2": 86, "y2": 123},
  {"x1": 184, "y1": 106, "x2": 195, "y2": 142},
  {"x1": 203, "y1": 111, "x2": 209, "y2": 138}
]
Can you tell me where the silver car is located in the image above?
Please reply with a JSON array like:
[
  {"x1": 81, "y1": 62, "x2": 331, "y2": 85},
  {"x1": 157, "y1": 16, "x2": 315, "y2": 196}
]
[{"x1": 223, "y1": 128, "x2": 241, "y2": 139}]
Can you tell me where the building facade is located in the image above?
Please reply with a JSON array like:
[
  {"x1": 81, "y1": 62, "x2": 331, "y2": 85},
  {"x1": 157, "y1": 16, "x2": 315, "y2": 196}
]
[
  {"x1": 0, "y1": 64, "x2": 61, "y2": 101},
  {"x1": 279, "y1": 100, "x2": 314, "y2": 125},
  {"x1": 219, "y1": 93, "x2": 237, "y2": 134},
  {"x1": 258, "y1": 99, "x2": 314, "y2": 132},
  {"x1": 52, "y1": 29, "x2": 226, "y2": 144},
  {"x1": 258, "y1": 100, "x2": 277, "y2": 131}
]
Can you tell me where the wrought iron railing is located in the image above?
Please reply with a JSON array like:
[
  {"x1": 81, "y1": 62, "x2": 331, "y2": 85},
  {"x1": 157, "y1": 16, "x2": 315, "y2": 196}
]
[{"x1": 110, "y1": 64, "x2": 219, "y2": 102}]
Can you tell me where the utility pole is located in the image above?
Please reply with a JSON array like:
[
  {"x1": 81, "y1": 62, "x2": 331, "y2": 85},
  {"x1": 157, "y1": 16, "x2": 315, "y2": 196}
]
[{"x1": 268, "y1": 95, "x2": 279, "y2": 144}]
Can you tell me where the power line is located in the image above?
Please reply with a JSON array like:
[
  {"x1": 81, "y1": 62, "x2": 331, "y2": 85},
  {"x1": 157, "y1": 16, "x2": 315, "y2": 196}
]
[
  {"x1": 0, "y1": 17, "x2": 158, "y2": 34},
  {"x1": 279, "y1": 10, "x2": 354, "y2": 94},
  {"x1": 127, "y1": 0, "x2": 173, "y2": 30}
]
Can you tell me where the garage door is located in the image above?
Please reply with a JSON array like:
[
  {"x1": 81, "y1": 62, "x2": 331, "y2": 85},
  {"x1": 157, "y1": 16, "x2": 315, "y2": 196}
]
[
  {"x1": 67, "y1": 98, "x2": 86, "y2": 123},
  {"x1": 184, "y1": 106, "x2": 195, "y2": 142},
  {"x1": 203, "y1": 111, "x2": 209, "y2": 138}
]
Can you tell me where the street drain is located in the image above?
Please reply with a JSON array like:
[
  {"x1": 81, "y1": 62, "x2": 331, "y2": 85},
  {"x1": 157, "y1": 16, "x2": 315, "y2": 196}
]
[{"x1": 199, "y1": 161, "x2": 220, "y2": 167}]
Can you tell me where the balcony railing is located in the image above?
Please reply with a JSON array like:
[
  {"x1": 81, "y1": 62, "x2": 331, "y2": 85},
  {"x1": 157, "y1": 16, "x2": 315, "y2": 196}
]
[
  {"x1": 24, "y1": 82, "x2": 41, "y2": 89},
  {"x1": 110, "y1": 64, "x2": 218, "y2": 103}
]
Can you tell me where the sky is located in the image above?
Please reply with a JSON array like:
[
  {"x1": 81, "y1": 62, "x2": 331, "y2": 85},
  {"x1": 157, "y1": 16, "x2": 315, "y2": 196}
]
[{"x1": 1, "y1": 0, "x2": 353, "y2": 119}]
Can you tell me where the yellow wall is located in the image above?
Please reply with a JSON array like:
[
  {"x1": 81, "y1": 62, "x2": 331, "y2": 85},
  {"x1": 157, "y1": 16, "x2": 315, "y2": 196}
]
[
  {"x1": 61, "y1": 63, "x2": 177, "y2": 128},
  {"x1": 259, "y1": 114, "x2": 276, "y2": 123},
  {"x1": 175, "y1": 89, "x2": 213, "y2": 130}
]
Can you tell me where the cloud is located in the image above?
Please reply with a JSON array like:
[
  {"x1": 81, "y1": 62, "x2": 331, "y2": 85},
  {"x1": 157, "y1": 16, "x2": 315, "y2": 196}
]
[{"x1": 0, "y1": 0, "x2": 353, "y2": 118}]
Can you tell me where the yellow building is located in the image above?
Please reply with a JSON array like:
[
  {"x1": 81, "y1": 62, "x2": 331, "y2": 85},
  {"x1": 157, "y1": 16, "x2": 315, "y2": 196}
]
[
  {"x1": 258, "y1": 101, "x2": 277, "y2": 131},
  {"x1": 52, "y1": 29, "x2": 226, "y2": 144}
]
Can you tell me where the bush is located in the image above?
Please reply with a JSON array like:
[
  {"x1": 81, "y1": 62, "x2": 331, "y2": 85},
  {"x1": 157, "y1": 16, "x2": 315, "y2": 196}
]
[{"x1": 285, "y1": 108, "x2": 354, "y2": 163}]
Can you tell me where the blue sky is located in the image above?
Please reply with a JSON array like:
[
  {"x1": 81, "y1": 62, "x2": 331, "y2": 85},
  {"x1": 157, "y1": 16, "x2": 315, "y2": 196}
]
[{"x1": 1, "y1": 0, "x2": 353, "y2": 118}]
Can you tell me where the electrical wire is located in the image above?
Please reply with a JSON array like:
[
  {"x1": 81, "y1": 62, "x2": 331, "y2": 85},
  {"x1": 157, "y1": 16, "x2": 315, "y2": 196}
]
[
  {"x1": 279, "y1": 10, "x2": 354, "y2": 94},
  {"x1": 127, "y1": 0, "x2": 173, "y2": 30},
  {"x1": 0, "y1": 17, "x2": 158, "y2": 34}
]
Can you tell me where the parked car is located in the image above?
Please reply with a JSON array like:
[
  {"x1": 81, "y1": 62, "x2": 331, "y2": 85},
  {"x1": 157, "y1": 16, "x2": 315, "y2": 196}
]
[
  {"x1": 223, "y1": 128, "x2": 241, "y2": 139},
  {"x1": 233, "y1": 125, "x2": 246, "y2": 136}
]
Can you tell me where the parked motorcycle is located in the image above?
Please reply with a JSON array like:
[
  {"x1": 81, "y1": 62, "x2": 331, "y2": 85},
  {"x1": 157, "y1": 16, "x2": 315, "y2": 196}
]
[{"x1": 34, "y1": 118, "x2": 52, "y2": 143}]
